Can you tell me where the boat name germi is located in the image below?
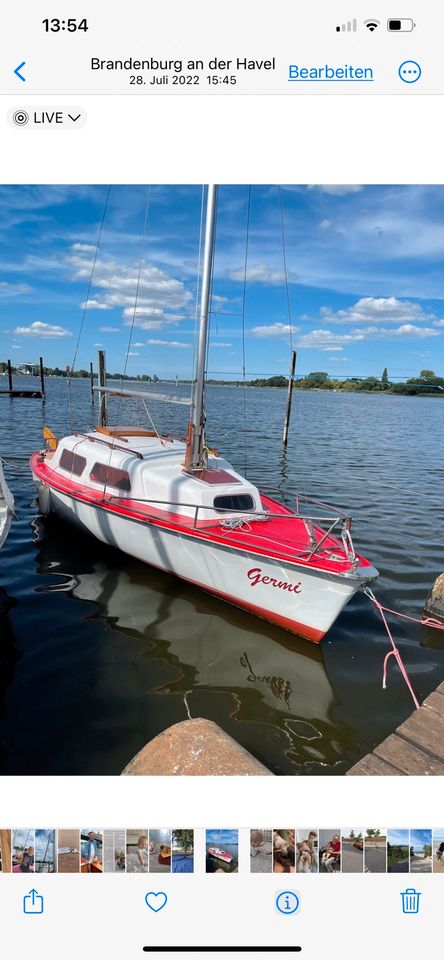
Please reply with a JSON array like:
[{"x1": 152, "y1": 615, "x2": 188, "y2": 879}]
[{"x1": 247, "y1": 567, "x2": 302, "y2": 593}]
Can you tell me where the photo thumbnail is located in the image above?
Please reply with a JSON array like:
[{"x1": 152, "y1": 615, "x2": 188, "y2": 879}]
[
  {"x1": 250, "y1": 829, "x2": 273, "y2": 873},
  {"x1": 387, "y1": 830, "x2": 409, "y2": 873},
  {"x1": 172, "y1": 830, "x2": 194, "y2": 874},
  {"x1": 0, "y1": 830, "x2": 11, "y2": 873},
  {"x1": 104, "y1": 830, "x2": 126, "y2": 873},
  {"x1": 126, "y1": 830, "x2": 148, "y2": 873},
  {"x1": 341, "y1": 830, "x2": 364, "y2": 874},
  {"x1": 410, "y1": 830, "x2": 432, "y2": 874},
  {"x1": 273, "y1": 830, "x2": 295, "y2": 873},
  {"x1": 12, "y1": 829, "x2": 35, "y2": 874},
  {"x1": 81, "y1": 829, "x2": 103, "y2": 873},
  {"x1": 35, "y1": 829, "x2": 56, "y2": 874},
  {"x1": 364, "y1": 830, "x2": 387, "y2": 874},
  {"x1": 58, "y1": 830, "x2": 80, "y2": 874},
  {"x1": 296, "y1": 829, "x2": 318, "y2": 873},
  {"x1": 206, "y1": 830, "x2": 239, "y2": 873},
  {"x1": 319, "y1": 831, "x2": 341, "y2": 874},
  {"x1": 149, "y1": 830, "x2": 171, "y2": 873}
]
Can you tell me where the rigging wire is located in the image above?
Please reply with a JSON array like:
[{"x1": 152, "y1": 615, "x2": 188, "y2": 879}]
[
  {"x1": 240, "y1": 186, "x2": 252, "y2": 476},
  {"x1": 101, "y1": 185, "x2": 152, "y2": 503},
  {"x1": 190, "y1": 186, "x2": 206, "y2": 408},
  {"x1": 202, "y1": 186, "x2": 218, "y2": 453},
  {"x1": 65, "y1": 185, "x2": 112, "y2": 435},
  {"x1": 278, "y1": 184, "x2": 294, "y2": 353}
]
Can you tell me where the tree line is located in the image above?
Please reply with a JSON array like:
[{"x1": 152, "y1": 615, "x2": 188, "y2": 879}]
[{"x1": 249, "y1": 369, "x2": 444, "y2": 395}]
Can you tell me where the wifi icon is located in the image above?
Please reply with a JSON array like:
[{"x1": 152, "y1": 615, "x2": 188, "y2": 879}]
[{"x1": 364, "y1": 18, "x2": 380, "y2": 31}]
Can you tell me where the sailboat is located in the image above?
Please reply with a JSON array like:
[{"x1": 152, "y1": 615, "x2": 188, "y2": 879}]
[
  {"x1": 30, "y1": 185, "x2": 378, "y2": 644},
  {"x1": 0, "y1": 460, "x2": 15, "y2": 549}
]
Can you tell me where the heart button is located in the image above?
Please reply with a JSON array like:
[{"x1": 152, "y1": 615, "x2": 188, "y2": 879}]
[{"x1": 145, "y1": 891, "x2": 168, "y2": 913}]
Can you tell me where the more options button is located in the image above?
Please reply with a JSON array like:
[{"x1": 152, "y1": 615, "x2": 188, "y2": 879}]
[{"x1": 398, "y1": 60, "x2": 421, "y2": 83}]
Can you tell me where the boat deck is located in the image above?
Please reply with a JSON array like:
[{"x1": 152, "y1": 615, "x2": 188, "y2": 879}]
[
  {"x1": 31, "y1": 452, "x2": 365, "y2": 575},
  {"x1": 347, "y1": 681, "x2": 444, "y2": 776}
]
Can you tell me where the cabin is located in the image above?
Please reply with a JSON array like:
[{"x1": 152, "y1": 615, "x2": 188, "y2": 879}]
[{"x1": 45, "y1": 428, "x2": 263, "y2": 526}]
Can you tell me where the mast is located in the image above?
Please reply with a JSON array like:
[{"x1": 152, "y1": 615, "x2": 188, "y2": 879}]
[{"x1": 186, "y1": 184, "x2": 218, "y2": 471}]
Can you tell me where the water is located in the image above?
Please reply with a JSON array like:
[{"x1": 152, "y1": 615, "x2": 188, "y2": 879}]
[{"x1": 1, "y1": 377, "x2": 443, "y2": 776}]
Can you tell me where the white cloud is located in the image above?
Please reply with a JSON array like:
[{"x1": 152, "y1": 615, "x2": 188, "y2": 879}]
[
  {"x1": 133, "y1": 342, "x2": 145, "y2": 347},
  {"x1": 11, "y1": 344, "x2": 21, "y2": 349},
  {"x1": 296, "y1": 325, "x2": 441, "y2": 351},
  {"x1": 128, "y1": 351, "x2": 139, "y2": 356},
  {"x1": 99, "y1": 326, "x2": 120, "y2": 333},
  {"x1": 146, "y1": 339, "x2": 191, "y2": 349},
  {"x1": 94, "y1": 342, "x2": 102, "y2": 347},
  {"x1": 210, "y1": 342, "x2": 232, "y2": 348},
  {"x1": 81, "y1": 299, "x2": 110, "y2": 310},
  {"x1": 251, "y1": 323, "x2": 300, "y2": 338},
  {"x1": 319, "y1": 219, "x2": 332, "y2": 230},
  {"x1": 308, "y1": 185, "x2": 363, "y2": 195},
  {"x1": 14, "y1": 321, "x2": 72, "y2": 338},
  {"x1": 72, "y1": 242, "x2": 97, "y2": 253},
  {"x1": 227, "y1": 264, "x2": 295, "y2": 285},
  {"x1": 0, "y1": 280, "x2": 32, "y2": 297},
  {"x1": 66, "y1": 245, "x2": 191, "y2": 329},
  {"x1": 122, "y1": 306, "x2": 184, "y2": 329},
  {"x1": 318, "y1": 297, "x2": 443, "y2": 326}
]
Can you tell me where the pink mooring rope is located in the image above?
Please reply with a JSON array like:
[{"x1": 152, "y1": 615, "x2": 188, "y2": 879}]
[{"x1": 362, "y1": 587, "x2": 444, "y2": 711}]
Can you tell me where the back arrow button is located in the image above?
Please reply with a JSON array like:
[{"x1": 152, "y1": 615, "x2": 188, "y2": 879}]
[{"x1": 14, "y1": 61, "x2": 27, "y2": 82}]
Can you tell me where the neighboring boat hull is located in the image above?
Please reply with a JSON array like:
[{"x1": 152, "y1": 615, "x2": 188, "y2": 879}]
[
  {"x1": 0, "y1": 460, "x2": 14, "y2": 549},
  {"x1": 32, "y1": 477, "x2": 375, "y2": 643}
]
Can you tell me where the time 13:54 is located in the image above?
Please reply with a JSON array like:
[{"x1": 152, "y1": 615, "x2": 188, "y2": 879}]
[{"x1": 42, "y1": 18, "x2": 89, "y2": 31}]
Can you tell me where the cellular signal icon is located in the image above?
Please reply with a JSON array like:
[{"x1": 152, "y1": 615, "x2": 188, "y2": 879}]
[
  {"x1": 336, "y1": 19, "x2": 357, "y2": 32},
  {"x1": 364, "y1": 18, "x2": 380, "y2": 31}
]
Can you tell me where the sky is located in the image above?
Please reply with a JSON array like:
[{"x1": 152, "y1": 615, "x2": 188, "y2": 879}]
[
  {"x1": 387, "y1": 830, "x2": 409, "y2": 847},
  {"x1": 206, "y1": 829, "x2": 238, "y2": 846},
  {"x1": 35, "y1": 829, "x2": 55, "y2": 861},
  {"x1": 1, "y1": 184, "x2": 444, "y2": 379},
  {"x1": 410, "y1": 829, "x2": 432, "y2": 853}
]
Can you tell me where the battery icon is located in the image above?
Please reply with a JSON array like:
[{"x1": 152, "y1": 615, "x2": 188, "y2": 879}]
[{"x1": 387, "y1": 18, "x2": 416, "y2": 31}]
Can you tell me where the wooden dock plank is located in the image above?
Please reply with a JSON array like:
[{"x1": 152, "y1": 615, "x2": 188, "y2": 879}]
[
  {"x1": 347, "y1": 678, "x2": 444, "y2": 776},
  {"x1": 421, "y1": 690, "x2": 444, "y2": 716},
  {"x1": 0, "y1": 390, "x2": 43, "y2": 398},
  {"x1": 374, "y1": 734, "x2": 444, "y2": 776},
  {"x1": 394, "y1": 707, "x2": 444, "y2": 760},
  {"x1": 346, "y1": 754, "x2": 403, "y2": 777}
]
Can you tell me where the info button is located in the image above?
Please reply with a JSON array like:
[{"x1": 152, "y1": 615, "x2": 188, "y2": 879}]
[{"x1": 8, "y1": 106, "x2": 86, "y2": 129}]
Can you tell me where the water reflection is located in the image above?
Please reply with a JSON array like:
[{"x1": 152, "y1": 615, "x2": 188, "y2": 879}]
[
  {"x1": 0, "y1": 589, "x2": 20, "y2": 766},
  {"x1": 30, "y1": 513, "x2": 364, "y2": 773}
]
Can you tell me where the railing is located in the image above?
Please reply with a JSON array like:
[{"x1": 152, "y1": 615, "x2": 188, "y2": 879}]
[{"x1": 107, "y1": 487, "x2": 356, "y2": 563}]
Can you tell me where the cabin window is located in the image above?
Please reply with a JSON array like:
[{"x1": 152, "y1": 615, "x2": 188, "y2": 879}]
[
  {"x1": 213, "y1": 494, "x2": 255, "y2": 512},
  {"x1": 89, "y1": 462, "x2": 131, "y2": 492},
  {"x1": 59, "y1": 448, "x2": 87, "y2": 477}
]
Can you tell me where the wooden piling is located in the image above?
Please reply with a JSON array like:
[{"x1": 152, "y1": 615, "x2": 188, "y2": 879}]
[
  {"x1": 282, "y1": 350, "x2": 296, "y2": 446},
  {"x1": 98, "y1": 350, "x2": 107, "y2": 426},
  {"x1": 39, "y1": 356, "x2": 45, "y2": 401},
  {"x1": 7, "y1": 359, "x2": 12, "y2": 393},
  {"x1": 90, "y1": 361, "x2": 94, "y2": 402}
]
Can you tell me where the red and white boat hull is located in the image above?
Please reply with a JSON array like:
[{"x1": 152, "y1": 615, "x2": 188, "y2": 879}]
[{"x1": 32, "y1": 468, "x2": 376, "y2": 644}]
